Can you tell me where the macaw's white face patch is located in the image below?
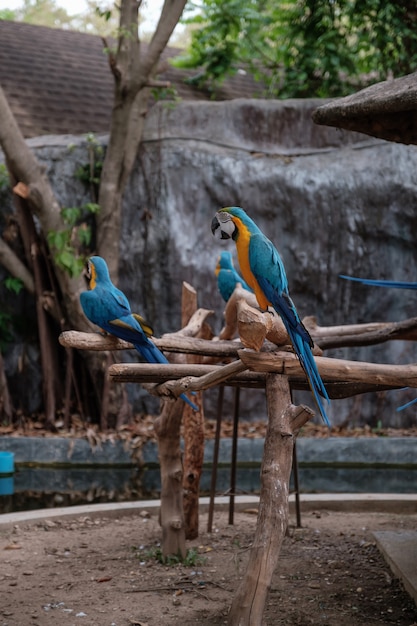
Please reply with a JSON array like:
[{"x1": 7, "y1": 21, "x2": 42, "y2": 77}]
[{"x1": 211, "y1": 211, "x2": 236, "y2": 240}]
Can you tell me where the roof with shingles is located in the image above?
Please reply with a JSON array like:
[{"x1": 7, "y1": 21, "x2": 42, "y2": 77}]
[{"x1": 0, "y1": 20, "x2": 266, "y2": 138}]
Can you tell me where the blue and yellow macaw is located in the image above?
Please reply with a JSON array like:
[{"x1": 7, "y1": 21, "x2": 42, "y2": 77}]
[
  {"x1": 80, "y1": 256, "x2": 198, "y2": 411},
  {"x1": 340, "y1": 273, "x2": 417, "y2": 411},
  {"x1": 340, "y1": 275, "x2": 417, "y2": 290},
  {"x1": 215, "y1": 250, "x2": 254, "y2": 302},
  {"x1": 211, "y1": 207, "x2": 330, "y2": 425}
]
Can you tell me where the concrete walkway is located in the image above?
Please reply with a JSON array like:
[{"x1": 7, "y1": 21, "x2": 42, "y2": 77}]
[
  {"x1": 373, "y1": 530, "x2": 417, "y2": 607},
  {"x1": 1, "y1": 492, "x2": 417, "y2": 608},
  {"x1": 1, "y1": 435, "x2": 416, "y2": 607},
  {"x1": 1, "y1": 493, "x2": 417, "y2": 529}
]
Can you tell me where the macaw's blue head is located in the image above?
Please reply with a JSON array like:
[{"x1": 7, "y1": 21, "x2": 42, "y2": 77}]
[
  {"x1": 211, "y1": 206, "x2": 259, "y2": 241},
  {"x1": 217, "y1": 251, "x2": 234, "y2": 271},
  {"x1": 85, "y1": 256, "x2": 111, "y2": 290}
]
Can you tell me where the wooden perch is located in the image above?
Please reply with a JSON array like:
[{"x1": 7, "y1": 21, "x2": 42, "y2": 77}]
[
  {"x1": 305, "y1": 315, "x2": 417, "y2": 348},
  {"x1": 220, "y1": 285, "x2": 261, "y2": 340},
  {"x1": 219, "y1": 286, "x2": 288, "y2": 349},
  {"x1": 179, "y1": 282, "x2": 207, "y2": 541},
  {"x1": 238, "y1": 349, "x2": 417, "y2": 388},
  {"x1": 237, "y1": 299, "x2": 289, "y2": 350},
  {"x1": 153, "y1": 398, "x2": 186, "y2": 559},
  {"x1": 228, "y1": 374, "x2": 304, "y2": 625},
  {"x1": 165, "y1": 303, "x2": 214, "y2": 339},
  {"x1": 60, "y1": 312, "x2": 417, "y2": 360},
  {"x1": 59, "y1": 329, "x2": 244, "y2": 357},
  {"x1": 155, "y1": 359, "x2": 248, "y2": 399},
  {"x1": 59, "y1": 330, "x2": 416, "y2": 398}
]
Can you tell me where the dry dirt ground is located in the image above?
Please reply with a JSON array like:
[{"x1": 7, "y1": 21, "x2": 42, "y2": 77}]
[{"x1": 1, "y1": 508, "x2": 417, "y2": 626}]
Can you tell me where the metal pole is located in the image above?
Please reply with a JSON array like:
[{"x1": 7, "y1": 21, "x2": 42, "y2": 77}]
[
  {"x1": 207, "y1": 385, "x2": 224, "y2": 532},
  {"x1": 292, "y1": 439, "x2": 302, "y2": 528},
  {"x1": 229, "y1": 386, "x2": 240, "y2": 525}
]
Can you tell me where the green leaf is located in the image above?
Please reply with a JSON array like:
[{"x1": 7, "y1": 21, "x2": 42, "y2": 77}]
[{"x1": 4, "y1": 276, "x2": 24, "y2": 295}]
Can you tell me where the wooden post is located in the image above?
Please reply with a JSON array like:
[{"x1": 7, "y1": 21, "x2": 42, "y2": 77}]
[
  {"x1": 227, "y1": 373, "x2": 308, "y2": 626},
  {"x1": 154, "y1": 398, "x2": 186, "y2": 559},
  {"x1": 181, "y1": 282, "x2": 207, "y2": 540}
]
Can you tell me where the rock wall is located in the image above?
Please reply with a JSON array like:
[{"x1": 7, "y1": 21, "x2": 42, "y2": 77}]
[{"x1": 2, "y1": 99, "x2": 417, "y2": 426}]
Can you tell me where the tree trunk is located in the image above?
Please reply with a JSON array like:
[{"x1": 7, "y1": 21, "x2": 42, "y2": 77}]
[
  {"x1": 0, "y1": 86, "x2": 87, "y2": 333},
  {"x1": 227, "y1": 374, "x2": 296, "y2": 626},
  {"x1": 154, "y1": 398, "x2": 186, "y2": 559},
  {"x1": 0, "y1": 351, "x2": 13, "y2": 423},
  {"x1": 96, "y1": 0, "x2": 187, "y2": 281}
]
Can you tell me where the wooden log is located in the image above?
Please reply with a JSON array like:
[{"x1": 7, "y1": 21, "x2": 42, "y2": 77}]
[
  {"x1": 60, "y1": 312, "x2": 417, "y2": 357},
  {"x1": 228, "y1": 374, "x2": 308, "y2": 625},
  {"x1": 305, "y1": 315, "x2": 417, "y2": 349},
  {"x1": 236, "y1": 299, "x2": 288, "y2": 351},
  {"x1": 238, "y1": 349, "x2": 417, "y2": 388},
  {"x1": 59, "y1": 330, "x2": 243, "y2": 357},
  {"x1": 219, "y1": 286, "x2": 289, "y2": 350},
  {"x1": 109, "y1": 362, "x2": 264, "y2": 386},
  {"x1": 219, "y1": 285, "x2": 261, "y2": 340},
  {"x1": 156, "y1": 359, "x2": 249, "y2": 397},
  {"x1": 180, "y1": 282, "x2": 206, "y2": 541},
  {"x1": 153, "y1": 398, "x2": 186, "y2": 559}
]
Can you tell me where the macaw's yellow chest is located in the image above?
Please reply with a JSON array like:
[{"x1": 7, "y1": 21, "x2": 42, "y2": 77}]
[{"x1": 233, "y1": 218, "x2": 270, "y2": 311}]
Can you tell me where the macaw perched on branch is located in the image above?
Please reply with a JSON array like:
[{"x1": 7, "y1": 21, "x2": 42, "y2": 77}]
[
  {"x1": 215, "y1": 250, "x2": 254, "y2": 302},
  {"x1": 80, "y1": 256, "x2": 198, "y2": 411},
  {"x1": 340, "y1": 275, "x2": 417, "y2": 290},
  {"x1": 340, "y1": 273, "x2": 417, "y2": 411},
  {"x1": 211, "y1": 206, "x2": 330, "y2": 426}
]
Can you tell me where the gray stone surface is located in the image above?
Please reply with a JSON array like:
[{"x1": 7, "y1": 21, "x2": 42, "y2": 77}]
[
  {"x1": 2, "y1": 100, "x2": 417, "y2": 425},
  {"x1": 295, "y1": 437, "x2": 417, "y2": 466},
  {"x1": 373, "y1": 531, "x2": 417, "y2": 607}
]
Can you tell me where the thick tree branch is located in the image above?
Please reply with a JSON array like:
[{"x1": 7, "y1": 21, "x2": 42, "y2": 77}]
[
  {"x1": 142, "y1": 0, "x2": 187, "y2": 78},
  {"x1": 0, "y1": 236, "x2": 34, "y2": 294}
]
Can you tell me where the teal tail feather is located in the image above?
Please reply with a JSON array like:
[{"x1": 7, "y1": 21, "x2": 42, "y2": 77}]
[{"x1": 339, "y1": 275, "x2": 417, "y2": 290}]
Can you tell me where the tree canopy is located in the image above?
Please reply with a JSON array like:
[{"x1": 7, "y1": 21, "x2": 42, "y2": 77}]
[{"x1": 176, "y1": 0, "x2": 417, "y2": 98}]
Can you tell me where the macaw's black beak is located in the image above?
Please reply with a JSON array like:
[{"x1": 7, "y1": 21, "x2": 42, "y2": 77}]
[
  {"x1": 211, "y1": 215, "x2": 220, "y2": 236},
  {"x1": 212, "y1": 214, "x2": 232, "y2": 240}
]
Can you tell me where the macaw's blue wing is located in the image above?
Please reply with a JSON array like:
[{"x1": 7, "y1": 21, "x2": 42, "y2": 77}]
[
  {"x1": 105, "y1": 316, "x2": 169, "y2": 364},
  {"x1": 104, "y1": 316, "x2": 198, "y2": 411},
  {"x1": 249, "y1": 234, "x2": 330, "y2": 426},
  {"x1": 131, "y1": 313, "x2": 154, "y2": 337},
  {"x1": 340, "y1": 275, "x2": 417, "y2": 289}
]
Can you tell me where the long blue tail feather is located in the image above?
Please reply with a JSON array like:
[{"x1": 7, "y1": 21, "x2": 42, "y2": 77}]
[
  {"x1": 287, "y1": 326, "x2": 330, "y2": 427},
  {"x1": 339, "y1": 275, "x2": 417, "y2": 290},
  {"x1": 340, "y1": 275, "x2": 417, "y2": 412},
  {"x1": 396, "y1": 396, "x2": 417, "y2": 412}
]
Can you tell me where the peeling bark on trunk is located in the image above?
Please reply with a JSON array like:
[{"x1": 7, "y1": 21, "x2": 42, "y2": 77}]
[
  {"x1": 227, "y1": 374, "x2": 301, "y2": 626},
  {"x1": 180, "y1": 283, "x2": 206, "y2": 540},
  {"x1": 154, "y1": 398, "x2": 186, "y2": 559},
  {"x1": 182, "y1": 394, "x2": 204, "y2": 540}
]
